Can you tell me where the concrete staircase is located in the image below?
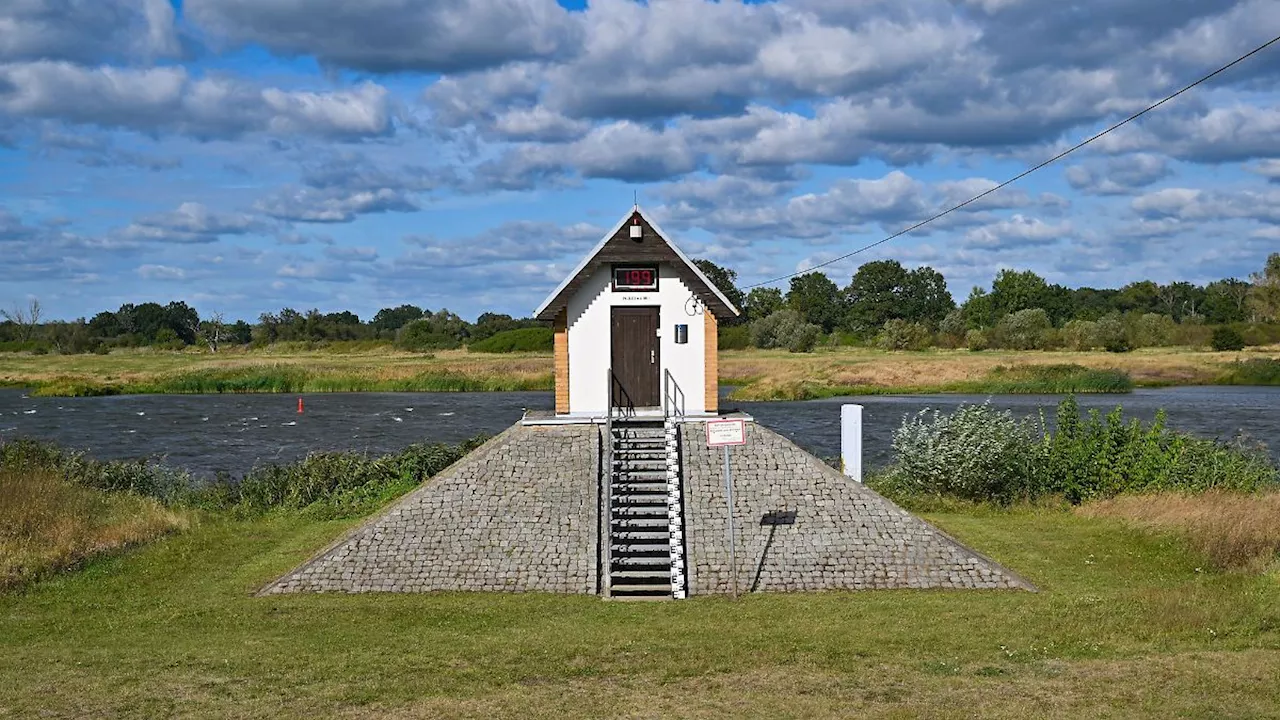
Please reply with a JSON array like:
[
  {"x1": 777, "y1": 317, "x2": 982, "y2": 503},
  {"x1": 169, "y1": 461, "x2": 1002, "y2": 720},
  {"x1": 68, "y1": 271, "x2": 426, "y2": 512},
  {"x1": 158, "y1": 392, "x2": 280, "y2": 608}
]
[{"x1": 607, "y1": 420, "x2": 687, "y2": 599}]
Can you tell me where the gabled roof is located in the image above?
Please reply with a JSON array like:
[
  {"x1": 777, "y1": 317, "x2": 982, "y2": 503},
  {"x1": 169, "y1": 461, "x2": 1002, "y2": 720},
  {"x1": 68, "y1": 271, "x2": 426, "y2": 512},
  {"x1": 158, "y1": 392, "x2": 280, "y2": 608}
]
[{"x1": 534, "y1": 206, "x2": 741, "y2": 321}]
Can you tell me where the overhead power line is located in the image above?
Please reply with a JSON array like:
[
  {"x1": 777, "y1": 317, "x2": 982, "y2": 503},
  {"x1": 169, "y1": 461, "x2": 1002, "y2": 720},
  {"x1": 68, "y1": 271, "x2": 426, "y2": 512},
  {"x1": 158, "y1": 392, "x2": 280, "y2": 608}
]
[{"x1": 743, "y1": 31, "x2": 1280, "y2": 290}]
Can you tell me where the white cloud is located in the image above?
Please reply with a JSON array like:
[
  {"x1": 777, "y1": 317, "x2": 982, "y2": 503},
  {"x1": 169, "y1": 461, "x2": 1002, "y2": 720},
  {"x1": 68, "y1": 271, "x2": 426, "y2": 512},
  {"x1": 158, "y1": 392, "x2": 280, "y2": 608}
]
[
  {"x1": 0, "y1": 62, "x2": 396, "y2": 139},
  {"x1": 136, "y1": 263, "x2": 186, "y2": 280}
]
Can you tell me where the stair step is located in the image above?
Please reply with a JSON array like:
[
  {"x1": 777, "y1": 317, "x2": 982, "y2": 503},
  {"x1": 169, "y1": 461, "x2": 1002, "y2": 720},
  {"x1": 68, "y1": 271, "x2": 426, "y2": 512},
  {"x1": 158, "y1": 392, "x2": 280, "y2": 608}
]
[
  {"x1": 611, "y1": 499, "x2": 668, "y2": 510},
  {"x1": 611, "y1": 482, "x2": 668, "y2": 492},
  {"x1": 611, "y1": 517, "x2": 669, "y2": 527},
  {"x1": 612, "y1": 458, "x2": 666, "y2": 468},
  {"x1": 612, "y1": 570, "x2": 671, "y2": 579},
  {"x1": 612, "y1": 531, "x2": 670, "y2": 541},
  {"x1": 611, "y1": 555, "x2": 671, "y2": 566},
  {"x1": 606, "y1": 584, "x2": 670, "y2": 594},
  {"x1": 610, "y1": 502, "x2": 667, "y2": 511}
]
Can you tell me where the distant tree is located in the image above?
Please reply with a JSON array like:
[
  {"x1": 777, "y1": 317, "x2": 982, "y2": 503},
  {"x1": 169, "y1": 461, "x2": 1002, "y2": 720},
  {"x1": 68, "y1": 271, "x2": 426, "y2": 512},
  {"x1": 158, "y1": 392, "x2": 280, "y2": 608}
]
[
  {"x1": 991, "y1": 308, "x2": 1051, "y2": 350},
  {"x1": 938, "y1": 308, "x2": 967, "y2": 347},
  {"x1": 470, "y1": 312, "x2": 538, "y2": 342},
  {"x1": 844, "y1": 260, "x2": 908, "y2": 335},
  {"x1": 1070, "y1": 287, "x2": 1119, "y2": 321},
  {"x1": 195, "y1": 312, "x2": 229, "y2": 353},
  {"x1": 87, "y1": 310, "x2": 121, "y2": 339},
  {"x1": 1248, "y1": 253, "x2": 1280, "y2": 323},
  {"x1": 396, "y1": 310, "x2": 469, "y2": 351},
  {"x1": 990, "y1": 269, "x2": 1051, "y2": 318},
  {"x1": 1, "y1": 298, "x2": 42, "y2": 341},
  {"x1": 786, "y1": 272, "x2": 845, "y2": 332},
  {"x1": 744, "y1": 287, "x2": 784, "y2": 323},
  {"x1": 1156, "y1": 281, "x2": 1204, "y2": 322},
  {"x1": 1115, "y1": 280, "x2": 1161, "y2": 315},
  {"x1": 901, "y1": 266, "x2": 955, "y2": 328},
  {"x1": 229, "y1": 320, "x2": 253, "y2": 345},
  {"x1": 750, "y1": 310, "x2": 819, "y2": 353},
  {"x1": 165, "y1": 301, "x2": 199, "y2": 344},
  {"x1": 1096, "y1": 312, "x2": 1131, "y2": 353},
  {"x1": 693, "y1": 259, "x2": 746, "y2": 323},
  {"x1": 960, "y1": 287, "x2": 994, "y2": 329},
  {"x1": 127, "y1": 302, "x2": 168, "y2": 343},
  {"x1": 1210, "y1": 326, "x2": 1246, "y2": 352},
  {"x1": 324, "y1": 311, "x2": 361, "y2": 326},
  {"x1": 1203, "y1": 279, "x2": 1251, "y2": 324},
  {"x1": 371, "y1": 304, "x2": 426, "y2": 335},
  {"x1": 876, "y1": 319, "x2": 932, "y2": 351}
]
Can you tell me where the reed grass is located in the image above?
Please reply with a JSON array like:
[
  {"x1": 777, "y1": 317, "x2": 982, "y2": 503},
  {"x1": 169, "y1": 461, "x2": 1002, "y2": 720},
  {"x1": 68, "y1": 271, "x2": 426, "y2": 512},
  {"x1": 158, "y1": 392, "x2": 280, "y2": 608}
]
[
  {"x1": 0, "y1": 467, "x2": 189, "y2": 591},
  {"x1": 1217, "y1": 357, "x2": 1280, "y2": 386},
  {"x1": 726, "y1": 363, "x2": 1134, "y2": 400},
  {"x1": 1079, "y1": 491, "x2": 1280, "y2": 573},
  {"x1": 28, "y1": 367, "x2": 553, "y2": 396},
  {"x1": 2, "y1": 345, "x2": 1278, "y2": 398}
]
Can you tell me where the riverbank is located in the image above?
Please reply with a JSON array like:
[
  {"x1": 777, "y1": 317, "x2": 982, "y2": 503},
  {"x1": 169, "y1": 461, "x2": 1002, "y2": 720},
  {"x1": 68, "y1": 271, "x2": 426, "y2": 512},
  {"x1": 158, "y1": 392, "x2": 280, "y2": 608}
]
[{"x1": 1, "y1": 345, "x2": 1277, "y2": 399}]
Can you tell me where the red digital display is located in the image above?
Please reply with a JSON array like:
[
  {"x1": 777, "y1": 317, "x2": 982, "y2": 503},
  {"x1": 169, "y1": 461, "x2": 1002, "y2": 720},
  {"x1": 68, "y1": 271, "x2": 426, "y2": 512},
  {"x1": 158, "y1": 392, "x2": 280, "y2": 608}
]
[{"x1": 613, "y1": 266, "x2": 658, "y2": 291}]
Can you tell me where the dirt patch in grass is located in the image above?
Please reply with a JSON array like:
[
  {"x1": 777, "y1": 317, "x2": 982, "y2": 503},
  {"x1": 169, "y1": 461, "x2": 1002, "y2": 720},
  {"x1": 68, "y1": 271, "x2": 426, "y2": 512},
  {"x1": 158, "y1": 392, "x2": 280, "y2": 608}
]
[
  {"x1": 0, "y1": 468, "x2": 190, "y2": 590},
  {"x1": 1078, "y1": 491, "x2": 1280, "y2": 573}
]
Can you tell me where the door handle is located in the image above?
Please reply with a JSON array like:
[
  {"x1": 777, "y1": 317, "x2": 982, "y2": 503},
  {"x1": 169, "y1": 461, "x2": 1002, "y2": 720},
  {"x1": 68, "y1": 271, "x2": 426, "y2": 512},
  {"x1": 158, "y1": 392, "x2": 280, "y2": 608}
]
[{"x1": 651, "y1": 349, "x2": 655, "y2": 364}]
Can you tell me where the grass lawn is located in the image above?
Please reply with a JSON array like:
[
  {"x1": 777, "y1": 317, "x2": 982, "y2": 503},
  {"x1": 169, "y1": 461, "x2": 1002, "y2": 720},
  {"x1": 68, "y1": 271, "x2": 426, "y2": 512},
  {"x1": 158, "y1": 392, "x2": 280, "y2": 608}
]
[
  {"x1": 2, "y1": 509, "x2": 1277, "y2": 718},
  {"x1": 1, "y1": 344, "x2": 1278, "y2": 399}
]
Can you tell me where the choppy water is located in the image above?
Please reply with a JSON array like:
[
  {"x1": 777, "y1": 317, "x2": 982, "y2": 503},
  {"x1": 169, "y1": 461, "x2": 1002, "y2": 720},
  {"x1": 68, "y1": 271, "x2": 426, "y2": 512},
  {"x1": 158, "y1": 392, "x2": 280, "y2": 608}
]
[{"x1": 0, "y1": 386, "x2": 1276, "y2": 476}]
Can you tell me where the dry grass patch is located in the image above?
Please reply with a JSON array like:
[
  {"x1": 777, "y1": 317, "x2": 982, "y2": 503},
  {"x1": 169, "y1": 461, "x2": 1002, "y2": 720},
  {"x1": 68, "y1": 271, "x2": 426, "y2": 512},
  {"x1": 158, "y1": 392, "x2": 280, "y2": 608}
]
[
  {"x1": 0, "y1": 468, "x2": 189, "y2": 590},
  {"x1": 1078, "y1": 491, "x2": 1280, "y2": 573}
]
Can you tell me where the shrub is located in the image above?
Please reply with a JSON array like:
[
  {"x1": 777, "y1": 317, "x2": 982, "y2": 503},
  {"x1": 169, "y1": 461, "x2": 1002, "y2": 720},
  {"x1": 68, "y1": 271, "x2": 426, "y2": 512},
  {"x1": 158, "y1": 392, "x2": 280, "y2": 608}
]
[
  {"x1": 1211, "y1": 326, "x2": 1246, "y2": 352},
  {"x1": 468, "y1": 327, "x2": 553, "y2": 353},
  {"x1": 750, "y1": 310, "x2": 820, "y2": 353},
  {"x1": 876, "y1": 403, "x2": 1043, "y2": 503},
  {"x1": 965, "y1": 328, "x2": 988, "y2": 351},
  {"x1": 876, "y1": 319, "x2": 933, "y2": 351},
  {"x1": 1132, "y1": 313, "x2": 1176, "y2": 348},
  {"x1": 396, "y1": 319, "x2": 462, "y2": 351},
  {"x1": 0, "y1": 435, "x2": 488, "y2": 519},
  {"x1": 1061, "y1": 319, "x2": 1099, "y2": 351},
  {"x1": 719, "y1": 325, "x2": 751, "y2": 350},
  {"x1": 872, "y1": 396, "x2": 1278, "y2": 506},
  {"x1": 1096, "y1": 313, "x2": 1130, "y2": 353},
  {"x1": 938, "y1": 309, "x2": 967, "y2": 348},
  {"x1": 991, "y1": 308, "x2": 1051, "y2": 350}
]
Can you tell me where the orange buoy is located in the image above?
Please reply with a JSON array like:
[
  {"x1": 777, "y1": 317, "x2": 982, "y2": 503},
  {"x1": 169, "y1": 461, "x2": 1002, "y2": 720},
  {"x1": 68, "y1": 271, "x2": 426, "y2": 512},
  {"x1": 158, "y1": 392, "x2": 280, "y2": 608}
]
[{"x1": 297, "y1": 397, "x2": 304, "y2": 414}]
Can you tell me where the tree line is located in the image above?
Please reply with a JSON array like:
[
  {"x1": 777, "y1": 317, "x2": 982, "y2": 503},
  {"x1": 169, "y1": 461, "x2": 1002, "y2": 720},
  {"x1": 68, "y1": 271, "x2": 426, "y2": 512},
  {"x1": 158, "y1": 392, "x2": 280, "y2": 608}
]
[
  {"x1": 694, "y1": 253, "x2": 1280, "y2": 352},
  {"x1": 2, "y1": 253, "x2": 1278, "y2": 355},
  {"x1": 0, "y1": 299, "x2": 543, "y2": 354}
]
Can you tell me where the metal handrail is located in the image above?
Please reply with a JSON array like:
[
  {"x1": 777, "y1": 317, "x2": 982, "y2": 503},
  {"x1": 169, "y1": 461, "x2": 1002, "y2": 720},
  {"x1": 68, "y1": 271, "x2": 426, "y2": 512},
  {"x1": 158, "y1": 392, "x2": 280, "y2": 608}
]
[{"x1": 663, "y1": 369, "x2": 686, "y2": 420}]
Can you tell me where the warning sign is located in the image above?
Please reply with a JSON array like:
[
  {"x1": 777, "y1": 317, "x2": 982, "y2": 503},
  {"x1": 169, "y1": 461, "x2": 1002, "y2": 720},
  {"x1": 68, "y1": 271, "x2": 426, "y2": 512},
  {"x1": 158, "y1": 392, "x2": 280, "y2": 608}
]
[{"x1": 705, "y1": 418, "x2": 747, "y2": 447}]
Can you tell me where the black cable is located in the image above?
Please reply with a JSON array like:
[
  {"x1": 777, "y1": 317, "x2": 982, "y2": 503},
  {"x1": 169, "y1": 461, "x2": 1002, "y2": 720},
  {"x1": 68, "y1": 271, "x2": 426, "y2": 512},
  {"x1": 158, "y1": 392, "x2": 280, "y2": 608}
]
[{"x1": 742, "y1": 32, "x2": 1280, "y2": 290}]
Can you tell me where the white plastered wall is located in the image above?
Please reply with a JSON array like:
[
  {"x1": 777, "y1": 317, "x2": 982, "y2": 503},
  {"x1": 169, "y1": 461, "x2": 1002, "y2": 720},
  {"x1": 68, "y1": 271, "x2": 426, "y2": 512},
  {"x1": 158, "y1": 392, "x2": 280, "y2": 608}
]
[{"x1": 566, "y1": 264, "x2": 707, "y2": 416}]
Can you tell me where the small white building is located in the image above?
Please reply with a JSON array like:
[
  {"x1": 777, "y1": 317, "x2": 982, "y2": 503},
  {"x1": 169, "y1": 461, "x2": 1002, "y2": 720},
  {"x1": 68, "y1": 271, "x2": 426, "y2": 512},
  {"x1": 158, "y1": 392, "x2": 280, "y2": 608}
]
[{"x1": 535, "y1": 206, "x2": 740, "y2": 418}]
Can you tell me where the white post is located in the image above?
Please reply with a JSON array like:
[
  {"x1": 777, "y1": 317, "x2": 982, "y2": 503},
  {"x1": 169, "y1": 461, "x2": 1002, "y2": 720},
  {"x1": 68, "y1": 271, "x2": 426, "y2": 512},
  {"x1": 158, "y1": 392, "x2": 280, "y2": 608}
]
[{"x1": 841, "y1": 404, "x2": 863, "y2": 483}]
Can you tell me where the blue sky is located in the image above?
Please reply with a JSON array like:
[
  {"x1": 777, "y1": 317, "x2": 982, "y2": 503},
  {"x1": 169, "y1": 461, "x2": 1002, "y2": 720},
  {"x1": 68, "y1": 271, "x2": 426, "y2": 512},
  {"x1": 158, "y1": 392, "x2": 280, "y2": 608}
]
[{"x1": 2, "y1": 0, "x2": 1279, "y2": 322}]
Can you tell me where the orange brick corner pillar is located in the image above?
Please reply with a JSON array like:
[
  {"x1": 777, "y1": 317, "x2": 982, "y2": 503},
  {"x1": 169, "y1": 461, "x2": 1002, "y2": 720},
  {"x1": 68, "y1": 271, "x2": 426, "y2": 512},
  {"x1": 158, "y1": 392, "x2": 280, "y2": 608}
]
[
  {"x1": 554, "y1": 309, "x2": 569, "y2": 414},
  {"x1": 704, "y1": 311, "x2": 718, "y2": 414}
]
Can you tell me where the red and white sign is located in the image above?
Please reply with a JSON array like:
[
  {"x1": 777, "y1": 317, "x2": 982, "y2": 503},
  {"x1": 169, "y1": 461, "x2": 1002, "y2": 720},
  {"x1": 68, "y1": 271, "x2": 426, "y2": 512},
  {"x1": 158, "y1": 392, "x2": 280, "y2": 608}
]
[{"x1": 706, "y1": 418, "x2": 747, "y2": 447}]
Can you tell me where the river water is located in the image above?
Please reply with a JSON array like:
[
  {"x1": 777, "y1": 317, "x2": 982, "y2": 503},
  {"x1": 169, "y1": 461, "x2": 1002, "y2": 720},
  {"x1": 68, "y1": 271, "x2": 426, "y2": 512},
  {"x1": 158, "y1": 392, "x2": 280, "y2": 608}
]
[{"x1": 0, "y1": 387, "x2": 1276, "y2": 476}]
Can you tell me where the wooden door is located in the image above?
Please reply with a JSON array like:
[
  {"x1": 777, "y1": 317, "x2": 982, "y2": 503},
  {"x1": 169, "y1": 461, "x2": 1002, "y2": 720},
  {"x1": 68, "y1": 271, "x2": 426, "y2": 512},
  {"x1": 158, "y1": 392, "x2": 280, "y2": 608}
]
[{"x1": 611, "y1": 306, "x2": 660, "y2": 408}]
